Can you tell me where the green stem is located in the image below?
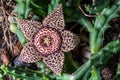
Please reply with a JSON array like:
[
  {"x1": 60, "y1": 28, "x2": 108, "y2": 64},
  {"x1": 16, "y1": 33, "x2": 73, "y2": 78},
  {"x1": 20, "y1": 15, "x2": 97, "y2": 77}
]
[
  {"x1": 10, "y1": 23, "x2": 27, "y2": 45},
  {"x1": 16, "y1": 28, "x2": 27, "y2": 45},
  {"x1": 25, "y1": 0, "x2": 31, "y2": 19},
  {"x1": 72, "y1": 39, "x2": 120, "y2": 80},
  {"x1": 0, "y1": 65, "x2": 44, "y2": 79},
  {"x1": 72, "y1": 60, "x2": 91, "y2": 80},
  {"x1": 90, "y1": 1, "x2": 120, "y2": 54},
  {"x1": 77, "y1": 16, "x2": 93, "y2": 32},
  {"x1": 64, "y1": 53, "x2": 79, "y2": 73}
]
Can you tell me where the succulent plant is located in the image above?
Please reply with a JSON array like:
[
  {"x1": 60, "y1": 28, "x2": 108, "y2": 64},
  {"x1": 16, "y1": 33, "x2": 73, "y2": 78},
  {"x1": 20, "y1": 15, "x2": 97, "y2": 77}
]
[{"x1": 18, "y1": 4, "x2": 79, "y2": 75}]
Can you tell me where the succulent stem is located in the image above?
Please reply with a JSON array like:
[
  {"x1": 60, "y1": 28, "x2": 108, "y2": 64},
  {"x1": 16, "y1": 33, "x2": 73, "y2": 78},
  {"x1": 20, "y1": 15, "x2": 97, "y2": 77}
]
[
  {"x1": 72, "y1": 39, "x2": 120, "y2": 80},
  {"x1": 90, "y1": 1, "x2": 120, "y2": 54},
  {"x1": 10, "y1": 23, "x2": 27, "y2": 45},
  {"x1": 64, "y1": 53, "x2": 79, "y2": 73}
]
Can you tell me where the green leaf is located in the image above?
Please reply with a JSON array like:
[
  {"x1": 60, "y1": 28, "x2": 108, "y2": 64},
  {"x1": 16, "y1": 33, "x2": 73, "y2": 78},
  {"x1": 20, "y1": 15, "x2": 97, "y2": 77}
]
[
  {"x1": 64, "y1": 53, "x2": 79, "y2": 73},
  {"x1": 30, "y1": 0, "x2": 47, "y2": 17},
  {"x1": 117, "y1": 63, "x2": 120, "y2": 75},
  {"x1": 72, "y1": 39, "x2": 120, "y2": 80},
  {"x1": 89, "y1": 66, "x2": 102, "y2": 80},
  {"x1": 16, "y1": 0, "x2": 32, "y2": 19},
  {"x1": 90, "y1": 0, "x2": 120, "y2": 53},
  {"x1": 10, "y1": 22, "x2": 27, "y2": 45},
  {"x1": 77, "y1": 17, "x2": 93, "y2": 32},
  {"x1": 56, "y1": 73, "x2": 71, "y2": 80},
  {"x1": 94, "y1": 15, "x2": 106, "y2": 29},
  {"x1": 85, "y1": 0, "x2": 111, "y2": 14},
  {"x1": 48, "y1": 0, "x2": 61, "y2": 14}
]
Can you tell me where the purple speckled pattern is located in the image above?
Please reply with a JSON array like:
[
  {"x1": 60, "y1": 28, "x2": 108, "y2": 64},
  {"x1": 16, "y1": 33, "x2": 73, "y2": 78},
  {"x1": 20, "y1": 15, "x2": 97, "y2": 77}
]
[{"x1": 18, "y1": 4, "x2": 79, "y2": 74}]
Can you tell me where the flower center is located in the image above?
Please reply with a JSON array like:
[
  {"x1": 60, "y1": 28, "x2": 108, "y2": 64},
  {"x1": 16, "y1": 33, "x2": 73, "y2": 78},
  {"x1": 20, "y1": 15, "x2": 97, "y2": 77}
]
[
  {"x1": 34, "y1": 27, "x2": 61, "y2": 55},
  {"x1": 40, "y1": 36, "x2": 52, "y2": 47},
  {"x1": 43, "y1": 36, "x2": 51, "y2": 46}
]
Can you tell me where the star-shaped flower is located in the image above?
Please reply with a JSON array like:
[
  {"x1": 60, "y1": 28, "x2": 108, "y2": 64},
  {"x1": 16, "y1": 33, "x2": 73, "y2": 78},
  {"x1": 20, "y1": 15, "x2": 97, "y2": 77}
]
[{"x1": 18, "y1": 4, "x2": 79, "y2": 74}]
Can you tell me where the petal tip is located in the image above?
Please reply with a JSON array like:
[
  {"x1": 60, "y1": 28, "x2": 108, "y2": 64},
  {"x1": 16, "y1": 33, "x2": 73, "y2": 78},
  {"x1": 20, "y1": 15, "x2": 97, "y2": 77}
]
[
  {"x1": 43, "y1": 4, "x2": 65, "y2": 31},
  {"x1": 43, "y1": 51, "x2": 64, "y2": 74},
  {"x1": 19, "y1": 42, "x2": 42, "y2": 63},
  {"x1": 61, "y1": 30, "x2": 80, "y2": 52},
  {"x1": 57, "y1": 4, "x2": 62, "y2": 8}
]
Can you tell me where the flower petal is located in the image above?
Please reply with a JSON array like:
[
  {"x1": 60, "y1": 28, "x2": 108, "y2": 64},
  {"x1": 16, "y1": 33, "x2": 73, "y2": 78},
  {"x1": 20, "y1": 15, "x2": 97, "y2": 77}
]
[
  {"x1": 61, "y1": 30, "x2": 79, "y2": 52},
  {"x1": 43, "y1": 4, "x2": 65, "y2": 31},
  {"x1": 18, "y1": 42, "x2": 42, "y2": 63},
  {"x1": 43, "y1": 51, "x2": 64, "y2": 74},
  {"x1": 18, "y1": 20, "x2": 42, "y2": 40}
]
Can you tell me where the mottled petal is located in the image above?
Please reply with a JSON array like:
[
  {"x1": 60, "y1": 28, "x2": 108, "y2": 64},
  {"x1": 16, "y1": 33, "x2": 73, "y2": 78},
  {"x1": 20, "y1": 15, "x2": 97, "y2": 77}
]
[
  {"x1": 18, "y1": 42, "x2": 42, "y2": 63},
  {"x1": 43, "y1": 4, "x2": 65, "y2": 31},
  {"x1": 18, "y1": 20, "x2": 42, "y2": 40},
  {"x1": 43, "y1": 51, "x2": 64, "y2": 74},
  {"x1": 61, "y1": 30, "x2": 79, "y2": 52}
]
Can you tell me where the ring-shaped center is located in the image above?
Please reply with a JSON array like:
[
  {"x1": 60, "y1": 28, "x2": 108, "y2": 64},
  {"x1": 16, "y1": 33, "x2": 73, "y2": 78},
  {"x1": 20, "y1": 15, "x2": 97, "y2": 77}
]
[{"x1": 34, "y1": 27, "x2": 61, "y2": 55}]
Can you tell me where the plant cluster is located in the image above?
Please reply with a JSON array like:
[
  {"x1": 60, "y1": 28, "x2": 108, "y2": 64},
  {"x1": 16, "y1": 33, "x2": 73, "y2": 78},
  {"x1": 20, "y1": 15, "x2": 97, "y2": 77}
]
[{"x1": 0, "y1": 0, "x2": 120, "y2": 80}]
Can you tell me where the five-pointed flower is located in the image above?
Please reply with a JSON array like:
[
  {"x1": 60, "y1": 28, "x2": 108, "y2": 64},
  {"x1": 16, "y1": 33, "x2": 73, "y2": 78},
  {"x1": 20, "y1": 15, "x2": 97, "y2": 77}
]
[{"x1": 18, "y1": 4, "x2": 79, "y2": 74}]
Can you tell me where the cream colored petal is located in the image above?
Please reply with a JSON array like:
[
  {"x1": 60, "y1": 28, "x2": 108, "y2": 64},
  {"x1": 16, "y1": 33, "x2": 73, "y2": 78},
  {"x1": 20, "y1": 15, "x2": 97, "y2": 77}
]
[
  {"x1": 43, "y1": 4, "x2": 65, "y2": 31},
  {"x1": 18, "y1": 20, "x2": 42, "y2": 40},
  {"x1": 61, "y1": 30, "x2": 79, "y2": 52},
  {"x1": 43, "y1": 50, "x2": 64, "y2": 74},
  {"x1": 18, "y1": 42, "x2": 42, "y2": 63}
]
